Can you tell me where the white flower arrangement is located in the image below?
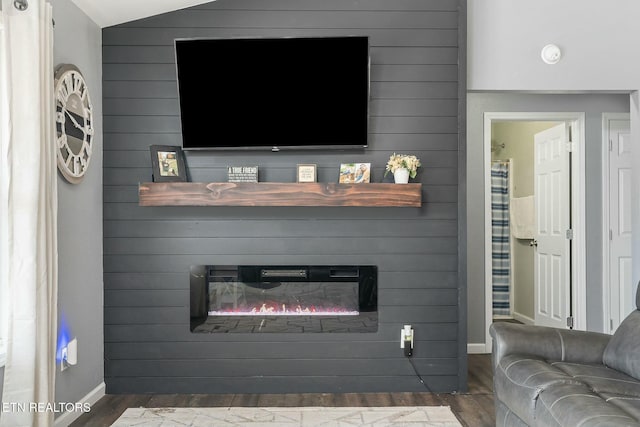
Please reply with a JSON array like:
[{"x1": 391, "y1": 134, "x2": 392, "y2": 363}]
[{"x1": 384, "y1": 153, "x2": 421, "y2": 179}]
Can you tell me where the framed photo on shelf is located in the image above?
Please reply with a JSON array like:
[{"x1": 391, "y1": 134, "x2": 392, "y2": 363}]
[
  {"x1": 297, "y1": 164, "x2": 317, "y2": 183},
  {"x1": 339, "y1": 163, "x2": 370, "y2": 184},
  {"x1": 150, "y1": 145, "x2": 187, "y2": 182}
]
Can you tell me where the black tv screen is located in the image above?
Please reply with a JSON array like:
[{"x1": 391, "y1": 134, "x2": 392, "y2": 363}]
[{"x1": 174, "y1": 36, "x2": 370, "y2": 150}]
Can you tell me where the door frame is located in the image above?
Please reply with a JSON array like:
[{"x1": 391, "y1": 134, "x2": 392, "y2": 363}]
[
  {"x1": 601, "y1": 112, "x2": 631, "y2": 333},
  {"x1": 483, "y1": 112, "x2": 587, "y2": 353}
]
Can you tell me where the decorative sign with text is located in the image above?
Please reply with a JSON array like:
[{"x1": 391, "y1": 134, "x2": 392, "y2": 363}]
[{"x1": 227, "y1": 166, "x2": 259, "y2": 183}]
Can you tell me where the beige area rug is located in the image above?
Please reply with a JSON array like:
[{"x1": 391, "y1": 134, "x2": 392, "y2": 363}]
[{"x1": 111, "y1": 406, "x2": 463, "y2": 427}]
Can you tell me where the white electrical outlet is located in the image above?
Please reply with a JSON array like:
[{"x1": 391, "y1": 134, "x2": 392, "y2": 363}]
[
  {"x1": 401, "y1": 325, "x2": 414, "y2": 357},
  {"x1": 400, "y1": 325, "x2": 414, "y2": 348},
  {"x1": 60, "y1": 337, "x2": 78, "y2": 371}
]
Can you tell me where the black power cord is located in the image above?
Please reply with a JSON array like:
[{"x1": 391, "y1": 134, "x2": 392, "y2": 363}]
[{"x1": 407, "y1": 356, "x2": 433, "y2": 393}]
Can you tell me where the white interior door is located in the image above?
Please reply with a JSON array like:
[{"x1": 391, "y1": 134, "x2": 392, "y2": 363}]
[
  {"x1": 534, "y1": 123, "x2": 571, "y2": 329},
  {"x1": 608, "y1": 118, "x2": 632, "y2": 332}
]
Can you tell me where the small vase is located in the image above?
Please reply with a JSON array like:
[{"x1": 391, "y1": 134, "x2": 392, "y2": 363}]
[{"x1": 393, "y1": 168, "x2": 410, "y2": 184}]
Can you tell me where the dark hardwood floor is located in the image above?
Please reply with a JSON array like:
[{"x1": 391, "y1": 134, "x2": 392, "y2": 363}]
[{"x1": 70, "y1": 354, "x2": 494, "y2": 427}]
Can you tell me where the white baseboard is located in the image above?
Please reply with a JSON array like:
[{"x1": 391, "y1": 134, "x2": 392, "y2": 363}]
[
  {"x1": 513, "y1": 312, "x2": 535, "y2": 325},
  {"x1": 55, "y1": 381, "x2": 105, "y2": 427},
  {"x1": 492, "y1": 315, "x2": 513, "y2": 320},
  {"x1": 467, "y1": 343, "x2": 490, "y2": 354}
]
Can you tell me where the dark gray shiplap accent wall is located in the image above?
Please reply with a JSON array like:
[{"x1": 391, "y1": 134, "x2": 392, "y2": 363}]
[{"x1": 103, "y1": 0, "x2": 463, "y2": 393}]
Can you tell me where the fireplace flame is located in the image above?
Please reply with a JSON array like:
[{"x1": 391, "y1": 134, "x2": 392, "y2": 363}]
[{"x1": 209, "y1": 302, "x2": 358, "y2": 316}]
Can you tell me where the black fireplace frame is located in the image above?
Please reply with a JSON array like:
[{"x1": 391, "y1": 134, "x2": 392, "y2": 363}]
[{"x1": 190, "y1": 265, "x2": 377, "y2": 333}]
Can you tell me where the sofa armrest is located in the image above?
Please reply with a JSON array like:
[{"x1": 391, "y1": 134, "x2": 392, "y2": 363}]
[{"x1": 490, "y1": 322, "x2": 611, "y2": 369}]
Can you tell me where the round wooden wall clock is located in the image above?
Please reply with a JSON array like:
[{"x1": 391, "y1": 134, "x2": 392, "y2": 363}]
[{"x1": 54, "y1": 64, "x2": 94, "y2": 184}]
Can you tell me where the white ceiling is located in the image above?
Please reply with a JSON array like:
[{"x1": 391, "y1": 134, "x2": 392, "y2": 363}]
[{"x1": 69, "y1": 0, "x2": 214, "y2": 28}]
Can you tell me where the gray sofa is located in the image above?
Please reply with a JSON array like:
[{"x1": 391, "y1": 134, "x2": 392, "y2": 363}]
[{"x1": 490, "y1": 287, "x2": 640, "y2": 426}]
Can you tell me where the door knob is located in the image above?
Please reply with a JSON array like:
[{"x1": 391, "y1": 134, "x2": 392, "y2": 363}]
[{"x1": 529, "y1": 239, "x2": 538, "y2": 247}]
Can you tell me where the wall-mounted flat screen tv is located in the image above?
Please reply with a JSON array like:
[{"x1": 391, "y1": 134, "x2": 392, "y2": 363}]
[{"x1": 174, "y1": 36, "x2": 370, "y2": 151}]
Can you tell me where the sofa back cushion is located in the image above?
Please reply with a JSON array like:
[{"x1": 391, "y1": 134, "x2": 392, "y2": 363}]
[{"x1": 604, "y1": 310, "x2": 640, "y2": 379}]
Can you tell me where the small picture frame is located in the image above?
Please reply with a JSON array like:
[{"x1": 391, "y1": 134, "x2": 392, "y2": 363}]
[
  {"x1": 339, "y1": 163, "x2": 370, "y2": 184},
  {"x1": 297, "y1": 164, "x2": 317, "y2": 183},
  {"x1": 150, "y1": 145, "x2": 187, "y2": 182}
]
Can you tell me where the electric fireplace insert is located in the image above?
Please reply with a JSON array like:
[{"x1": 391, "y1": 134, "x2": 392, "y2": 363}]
[{"x1": 190, "y1": 265, "x2": 377, "y2": 333}]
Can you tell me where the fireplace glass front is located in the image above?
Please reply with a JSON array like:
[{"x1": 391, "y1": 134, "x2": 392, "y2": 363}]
[{"x1": 190, "y1": 265, "x2": 377, "y2": 333}]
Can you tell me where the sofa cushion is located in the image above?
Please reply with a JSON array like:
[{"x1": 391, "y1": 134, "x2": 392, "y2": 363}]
[
  {"x1": 535, "y1": 383, "x2": 640, "y2": 427},
  {"x1": 552, "y1": 361, "x2": 640, "y2": 397},
  {"x1": 600, "y1": 393, "x2": 640, "y2": 423},
  {"x1": 604, "y1": 310, "x2": 640, "y2": 379},
  {"x1": 494, "y1": 354, "x2": 584, "y2": 425}
]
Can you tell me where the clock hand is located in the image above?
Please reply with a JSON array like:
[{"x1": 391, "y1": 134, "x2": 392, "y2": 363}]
[{"x1": 65, "y1": 109, "x2": 84, "y2": 131}]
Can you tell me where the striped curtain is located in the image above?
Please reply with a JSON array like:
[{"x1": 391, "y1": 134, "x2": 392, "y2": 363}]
[{"x1": 491, "y1": 163, "x2": 510, "y2": 316}]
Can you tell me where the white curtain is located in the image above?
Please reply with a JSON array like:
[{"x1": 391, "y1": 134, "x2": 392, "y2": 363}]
[{"x1": 0, "y1": 1, "x2": 58, "y2": 426}]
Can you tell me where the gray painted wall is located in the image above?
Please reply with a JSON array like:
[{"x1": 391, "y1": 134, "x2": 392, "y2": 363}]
[
  {"x1": 467, "y1": 0, "x2": 640, "y2": 92},
  {"x1": 103, "y1": 0, "x2": 465, "y2": 393},
  {"x1": 467, "y1": 93, "x2": 629, "y2": 346},
  {"x1": 53, "y1": 0, "x2": 104, "y2": 407}
]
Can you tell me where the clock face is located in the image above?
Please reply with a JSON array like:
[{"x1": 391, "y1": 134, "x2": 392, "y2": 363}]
[{"x1": 54, "y1": 65, "x2": 94, "y2": 184}]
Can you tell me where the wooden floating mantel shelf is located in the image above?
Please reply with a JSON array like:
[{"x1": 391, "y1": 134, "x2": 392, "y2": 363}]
[{"x1": 138, "y1": 182, "x2": 422, "y2": 207}]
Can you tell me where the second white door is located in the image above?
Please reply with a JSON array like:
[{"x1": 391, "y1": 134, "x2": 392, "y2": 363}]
[
  {"x1": 534, "y1": 123, "x2": 571, "y2": 329},
  {"x1": 607, "y1": 118, "x2": 632, "y2": 332}
]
